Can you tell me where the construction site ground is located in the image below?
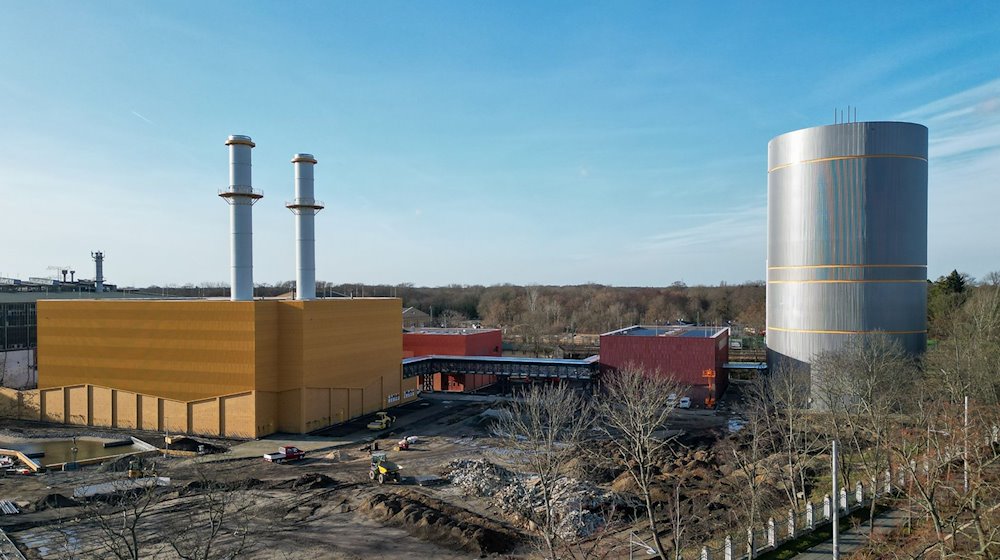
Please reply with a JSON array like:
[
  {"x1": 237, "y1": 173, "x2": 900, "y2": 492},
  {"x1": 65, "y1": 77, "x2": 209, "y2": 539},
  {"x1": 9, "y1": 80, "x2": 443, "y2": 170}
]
[{"x1": 0, "y1": 392, "x2": 735, "y2": 559}]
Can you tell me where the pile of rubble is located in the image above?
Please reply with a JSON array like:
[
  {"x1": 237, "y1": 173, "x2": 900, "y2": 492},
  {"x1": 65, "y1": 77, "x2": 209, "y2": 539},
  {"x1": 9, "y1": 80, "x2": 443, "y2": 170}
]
[
  {"x1": 446, "y1": 459, "x2": 619, "y2": 539},
  {"x1": 446, "y1": 459, "x2": 519, "y2": 496}
]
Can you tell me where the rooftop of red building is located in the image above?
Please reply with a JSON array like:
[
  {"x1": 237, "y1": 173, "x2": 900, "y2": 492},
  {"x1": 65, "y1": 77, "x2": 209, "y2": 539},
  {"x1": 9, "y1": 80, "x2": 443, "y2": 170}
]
[{"x1": 602, "y1": 325, "x2": 728, "y2": 338}]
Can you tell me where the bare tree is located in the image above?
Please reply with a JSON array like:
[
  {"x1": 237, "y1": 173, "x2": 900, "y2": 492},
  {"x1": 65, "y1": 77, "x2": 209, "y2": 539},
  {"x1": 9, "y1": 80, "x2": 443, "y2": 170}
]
[
  {"x1": 87, "y1": 480, "x2": 167, "y2": 560},
  {"x1": 762, "y1": 363, "x2": 824, "y2": 512},
  {"x1": 593, "y1": 365, "x2": 683, "y2": 560},
  {"x1": 492, "y1": 382, "x2": 593, "y2": 559},
  {"x1": 724, "y1": 380, "x2": 777, "y2": 534},
  {"x1": 814, "y1": 332, "x2": 918, "y2": 535},
  {"x1": 164, "y1": 471, "x2": 261, "y2": 560}
]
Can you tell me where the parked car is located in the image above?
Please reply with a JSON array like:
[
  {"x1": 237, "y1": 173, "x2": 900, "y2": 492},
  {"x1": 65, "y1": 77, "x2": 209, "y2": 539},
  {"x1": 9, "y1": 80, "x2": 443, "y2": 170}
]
[{"x1": 678, "y1": 397, "x2": 692, "y2": 409}]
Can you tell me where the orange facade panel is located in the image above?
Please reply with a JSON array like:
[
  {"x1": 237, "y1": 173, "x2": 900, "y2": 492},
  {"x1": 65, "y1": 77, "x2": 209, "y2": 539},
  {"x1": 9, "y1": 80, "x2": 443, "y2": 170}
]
[
  {"x1": 36, "y1": 298, "x2": 404, "y2": 437},
  {"x1": 38, "y1": 300, "x2": 260, "y2": 402}
]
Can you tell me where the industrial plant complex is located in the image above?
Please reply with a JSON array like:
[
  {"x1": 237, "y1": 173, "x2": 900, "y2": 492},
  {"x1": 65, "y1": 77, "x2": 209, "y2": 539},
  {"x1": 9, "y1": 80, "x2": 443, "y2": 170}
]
[{"x1": 0, "y1": 120, "x2": 930, "y2": 439}]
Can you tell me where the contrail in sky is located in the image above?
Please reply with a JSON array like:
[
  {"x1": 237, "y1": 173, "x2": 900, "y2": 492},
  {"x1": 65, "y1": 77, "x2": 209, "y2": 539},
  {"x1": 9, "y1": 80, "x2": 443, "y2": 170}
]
[{"x1": 131, "y1": 110, "x2": 154, "y2": 124}]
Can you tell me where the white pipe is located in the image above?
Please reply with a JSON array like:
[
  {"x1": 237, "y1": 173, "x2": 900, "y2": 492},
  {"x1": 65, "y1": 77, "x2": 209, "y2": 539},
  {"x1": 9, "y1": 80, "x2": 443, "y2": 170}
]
[
  {"x1": 287, "y1": 154, "x2": 323, "y2": 300},
  {"x1": 221, "y1": 135, "x2": 260, "y2": 302}
]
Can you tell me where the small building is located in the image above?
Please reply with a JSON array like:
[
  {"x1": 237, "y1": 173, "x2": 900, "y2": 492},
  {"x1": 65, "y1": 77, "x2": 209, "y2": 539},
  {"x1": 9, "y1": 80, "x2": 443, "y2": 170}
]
[
  {"x1": 599, "y1": 325, "x2": 729, "y2": 406},
  {"x1": 403, "y1": 328, "x2": 502, "y2": 392},
  {"x1": 402, "y1": 307, "x2": 432, "y2": 329}
]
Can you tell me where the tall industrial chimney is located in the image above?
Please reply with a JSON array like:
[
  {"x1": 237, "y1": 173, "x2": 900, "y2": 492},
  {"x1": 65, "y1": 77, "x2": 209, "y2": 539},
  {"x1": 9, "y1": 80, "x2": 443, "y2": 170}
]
[
  {"x1": 91, "y1": 251, "x2": 104, "y2": 293},
  {"x1": 219, "y1": 135, "x2": 262, "y2": 301},
  {"x1": 286, "y1": 154, "x2": 324, "y2": 300}
]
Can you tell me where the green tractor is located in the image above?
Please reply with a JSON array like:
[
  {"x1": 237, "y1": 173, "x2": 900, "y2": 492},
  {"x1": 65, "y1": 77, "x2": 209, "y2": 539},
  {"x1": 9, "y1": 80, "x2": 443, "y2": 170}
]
[{"x1": 368, "y1": 451, "x2": 401, "y2": 484}]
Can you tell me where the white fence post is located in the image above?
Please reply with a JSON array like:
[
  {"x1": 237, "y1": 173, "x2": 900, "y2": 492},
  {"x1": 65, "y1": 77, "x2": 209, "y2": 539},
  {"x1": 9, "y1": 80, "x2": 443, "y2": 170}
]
[
  {"x1": 823, "y1": 495, "x2": 831, "y2": 519},
  {"x1": 856, "y1": 480, "x2": 864, "y2": 504},
  {"x1": 788, "y1": 509, "x2": 795, "y2": 539},
  {"x1": 840, "y1": 488, "x2": 848, "y2": 511},
  {"x1": 767, "y1": 518, "x2": 775, "y2": 548},
  {"x1": 806, "y1": 502, "x2": 814, "y2": 529},
  {"x1": 724, "y1": 535, "x2": 732, "y2": 560}
]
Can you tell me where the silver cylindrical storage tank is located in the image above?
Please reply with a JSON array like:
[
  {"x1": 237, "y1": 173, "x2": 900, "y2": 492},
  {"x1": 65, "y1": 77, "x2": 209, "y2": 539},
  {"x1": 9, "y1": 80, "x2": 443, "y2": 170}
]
[
  {"x1": 766, "y1": 121, "x2": 928, "y2": 395},
  {"x1": 219, "y1": 135, "x2": 262, "y2": 302},
  {"x1": 286, "y1": 154, "x2": 324, "y2": 300}
]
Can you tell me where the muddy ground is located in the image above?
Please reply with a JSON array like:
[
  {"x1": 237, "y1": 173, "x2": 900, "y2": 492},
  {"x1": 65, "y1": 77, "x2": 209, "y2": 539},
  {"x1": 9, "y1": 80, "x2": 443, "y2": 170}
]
[{"x1": 0, "y1": 393, "x2": 740, "y2": 559}]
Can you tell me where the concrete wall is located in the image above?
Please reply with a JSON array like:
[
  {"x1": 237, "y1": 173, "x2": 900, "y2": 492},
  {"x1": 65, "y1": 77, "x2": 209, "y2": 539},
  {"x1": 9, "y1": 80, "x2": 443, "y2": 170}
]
[
  {"x1": 0, "y1": 387, "x2": 41, "y2": 421},
  {"x1": 32, "y1": 385, "x2": 258, "y2": 438},
  {"x1": 0, "y1": 349, "x2": 36, "y2": 390}
]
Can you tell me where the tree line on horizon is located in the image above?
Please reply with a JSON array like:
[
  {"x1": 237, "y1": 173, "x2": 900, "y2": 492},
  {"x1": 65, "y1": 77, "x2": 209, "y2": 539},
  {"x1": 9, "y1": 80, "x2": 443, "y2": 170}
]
[{"x1": 137, "y1": 268, "x2": 993, "y2": 337}]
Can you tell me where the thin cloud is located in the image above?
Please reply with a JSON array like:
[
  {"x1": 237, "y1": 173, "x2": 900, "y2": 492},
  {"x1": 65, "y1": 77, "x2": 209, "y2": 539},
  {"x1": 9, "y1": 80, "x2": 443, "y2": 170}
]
[
  {"x1": 130, "y1": 110, "x2": 154, "y2": 125},
  {"x1": 897, "y1": 78, "x2": 1000, "y2": 165},
  {"x1": 897, "y1": 78, "x2": 1000, "y2": 280},
  {"x1": 632, "y1": 204, "x2": 766, "y2": 254}
]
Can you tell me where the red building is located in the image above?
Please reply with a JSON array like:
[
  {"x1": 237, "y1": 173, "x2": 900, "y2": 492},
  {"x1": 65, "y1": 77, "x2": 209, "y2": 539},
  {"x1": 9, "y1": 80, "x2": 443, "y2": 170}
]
[
  {"x1": 402, "y1": 328, "x2": 502, "y2": 392},
  {"x1": 599, "y1": 325, "x2": 729, "y2": 407}
]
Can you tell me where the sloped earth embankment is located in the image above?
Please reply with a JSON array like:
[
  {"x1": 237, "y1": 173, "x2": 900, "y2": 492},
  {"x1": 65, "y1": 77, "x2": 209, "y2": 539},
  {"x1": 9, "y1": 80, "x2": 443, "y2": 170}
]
[{"x1": 358, "y1": 488, "x2": 523, "y2": 555}]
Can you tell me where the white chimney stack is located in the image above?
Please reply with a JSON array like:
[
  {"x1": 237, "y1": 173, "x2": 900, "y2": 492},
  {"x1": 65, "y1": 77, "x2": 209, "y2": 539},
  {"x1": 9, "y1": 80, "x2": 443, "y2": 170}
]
[
  {"x1": 286, "y1": 154, "x2": 324, "y2": 300},
  {"x1": 91, "y1": 251, "x2": 104, "y2": 293},
  {"x1": 220, "y1": 135, "x2": 262, "y2": 301}
]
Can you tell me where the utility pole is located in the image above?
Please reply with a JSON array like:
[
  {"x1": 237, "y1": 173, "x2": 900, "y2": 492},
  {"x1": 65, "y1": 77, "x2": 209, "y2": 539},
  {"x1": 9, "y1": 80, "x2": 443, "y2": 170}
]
[{"x1": 832, "y1": 440, "x2": 840, "y2": 559}]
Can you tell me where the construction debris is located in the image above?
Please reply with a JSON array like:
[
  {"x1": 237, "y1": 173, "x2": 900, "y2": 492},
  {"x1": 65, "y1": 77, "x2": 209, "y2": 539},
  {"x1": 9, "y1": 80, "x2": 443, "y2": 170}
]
[
  {"x1": 446, "y1": 459, "x2": 618, "y2": 539},
  {"x1": 0, "y1": 500, "x2": 19, "y2": 515}
]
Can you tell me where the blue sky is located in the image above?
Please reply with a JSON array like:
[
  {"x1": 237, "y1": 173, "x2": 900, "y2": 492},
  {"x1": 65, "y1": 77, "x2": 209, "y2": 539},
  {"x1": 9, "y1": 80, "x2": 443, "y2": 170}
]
[{"x1": 2, "y1": 2, "x2": 998, "y2": 287}]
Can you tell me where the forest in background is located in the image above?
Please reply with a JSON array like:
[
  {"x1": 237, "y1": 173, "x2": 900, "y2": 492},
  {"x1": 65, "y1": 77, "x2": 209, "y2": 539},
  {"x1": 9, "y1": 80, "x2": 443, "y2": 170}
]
[{"x1": 141, "y1": 268, "x2": 990, "y2": 338}]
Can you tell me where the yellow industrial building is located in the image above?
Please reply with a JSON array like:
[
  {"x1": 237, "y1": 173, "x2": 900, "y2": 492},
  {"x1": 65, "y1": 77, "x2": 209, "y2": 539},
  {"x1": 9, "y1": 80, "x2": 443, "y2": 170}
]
[{"x1": 34, "y1": 298, "x2": 418, "y2": 438}]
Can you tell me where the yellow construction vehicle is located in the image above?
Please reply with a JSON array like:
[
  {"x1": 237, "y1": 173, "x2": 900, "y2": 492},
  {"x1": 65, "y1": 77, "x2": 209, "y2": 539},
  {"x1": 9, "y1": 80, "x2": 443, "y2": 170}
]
[
  {"x1": 368, "y1": 452, "x2": 401, "y2": 484},
  {"x1": 366, "y1": 411, "x2": 395, "y2": 431}
]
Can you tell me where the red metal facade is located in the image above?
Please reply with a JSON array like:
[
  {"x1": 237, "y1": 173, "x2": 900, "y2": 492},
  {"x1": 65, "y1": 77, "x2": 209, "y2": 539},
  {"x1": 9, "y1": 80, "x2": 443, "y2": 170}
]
[
  {"x1": 402, "y1": 330, "x2": 502, "y2": 392},
  {"x1": 402, "y1": 330, "x2": 502, "y2": 358},
  {"x1": 599, "y1": 330, "x2": 729, "y2": 405}
]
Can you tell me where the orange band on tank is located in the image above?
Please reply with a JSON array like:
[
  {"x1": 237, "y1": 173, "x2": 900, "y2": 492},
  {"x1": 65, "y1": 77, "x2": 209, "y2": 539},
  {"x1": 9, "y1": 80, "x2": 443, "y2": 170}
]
[
  {"x1": 766, "y1": 326, "x2": 927, "y2": 335},
  {"x1": 767, "y1": 279, "x2": 927, "y2": 284},
  {"x1": 768, "y1": 153, "x2": 927, "y2": 173},
  {"x1": 767, "y1": 264, "x2": 926, "y2": 270}
]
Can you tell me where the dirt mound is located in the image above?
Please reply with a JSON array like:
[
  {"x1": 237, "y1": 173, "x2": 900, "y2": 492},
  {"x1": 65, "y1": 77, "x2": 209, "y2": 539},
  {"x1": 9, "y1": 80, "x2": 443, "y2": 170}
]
[
  {"x1": 167, "y1": 437, "x2": 227, "y2": 454},
  {"x1": 290, "y1": 473, "x2": 339, "y2": 490},
  {"x1": 359, "y1": 490, "x2": 520, "y2": 555},
  {"x1": 31, "y1": 493, "x2": 80, "y2": 511},
  {"x1": 261, "y1": 473, "x2": 340, "y2": 490},
  {"x1": 180, "y1": 474, "x2": 336, "y2": 495}
]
